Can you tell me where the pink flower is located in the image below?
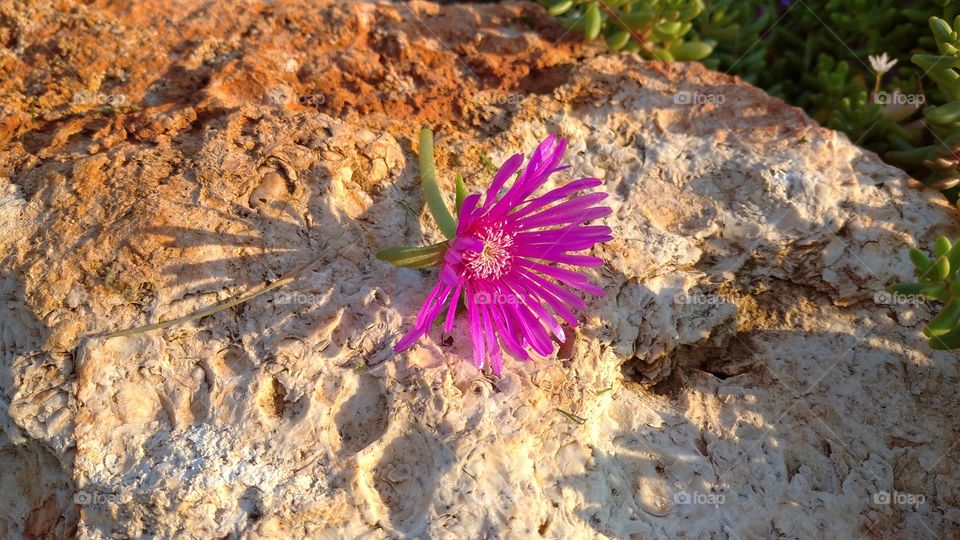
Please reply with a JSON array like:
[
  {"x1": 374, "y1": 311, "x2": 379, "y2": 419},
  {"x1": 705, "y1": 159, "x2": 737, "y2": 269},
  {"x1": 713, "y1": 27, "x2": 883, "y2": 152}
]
[{"x1": 396, "y1": 135, "x2": 613, "y2": 374}]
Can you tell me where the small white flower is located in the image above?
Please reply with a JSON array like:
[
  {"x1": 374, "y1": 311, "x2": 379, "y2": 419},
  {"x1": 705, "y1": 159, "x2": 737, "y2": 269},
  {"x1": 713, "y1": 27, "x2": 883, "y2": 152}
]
[{"x1": 869, "y1": 53, "x2": 898, "y2": 75}]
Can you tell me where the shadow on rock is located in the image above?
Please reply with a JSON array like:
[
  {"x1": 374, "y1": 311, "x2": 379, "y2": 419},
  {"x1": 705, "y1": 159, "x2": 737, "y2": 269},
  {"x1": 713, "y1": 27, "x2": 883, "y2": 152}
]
[{"x1": 0, "y1": 274, "x2": 78, "y2": 537}]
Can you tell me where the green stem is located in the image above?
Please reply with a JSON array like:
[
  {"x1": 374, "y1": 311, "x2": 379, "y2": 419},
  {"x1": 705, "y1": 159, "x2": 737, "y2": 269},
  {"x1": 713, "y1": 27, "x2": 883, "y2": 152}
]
[
  {"x1": 376, "y1": 241, "x2": 448, "y2": 267},
  {"x1": 99, "y1": 238, "x2": 340, "y2": 340},
  {"x1": 419, "y1": 128, "x2": 457, "y2": 239},
  {"x1": 555, "y1": 407, "x2": 587, "y2": 424},
  {"x1": 454, "y1": 173, "x2": 466, "y2": 214}
]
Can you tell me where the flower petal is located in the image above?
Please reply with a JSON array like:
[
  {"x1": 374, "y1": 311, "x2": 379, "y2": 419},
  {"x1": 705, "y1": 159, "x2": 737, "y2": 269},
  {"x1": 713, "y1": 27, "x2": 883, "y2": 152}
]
[
  {"x1": 395, "y1": 282, "x2": 451, "y2": 352},
  {"x1": 479, "y1": 300, "x2": 504, "y2": 375},
  {"x1": 465, "y1": 284, "x2": 486, "y2": 369},
  {"x1": 510, "y1": 270, "x2": 580, "y2": 327},
  {"x1": 479, "y1": 153, "x2": 524, "y2": 213},
  {"x1": 477, "y1": 282, "x2": 530, "y2": 360},
  {"x1": 488, "y1": 136, "x2": 569, "y2": 219},
  {"x1": 509, "y1": 177, "x2": 602, "y2": 220},
  {"x1": 517, "y1": 259, "x2": 605, "y2": 297},
  {"x1": 514, "y1": 267, "x2": 588, "y2": 311},
  {"x1": 490, "y1": 280, "x2": 550, "y2": 355},
  {"x1": 443, "y1": 281, "x2": 464, "y2": 333},
  {"x1": 515, "y1": 224, "x2": 613, "y2": 247},
  {"x1": 496, "y1": 282, "x2": 550, "y2": 360},
  {"x1": 395, "y1": 324, "x2": 427, "y2": 352},
  {"x1": 513, "y1": 192, "x2": 610, "y2": 230},
  {"x1": 415, "y1": 282, "x2": 452, "y2": 328},
  {"x1": 456, "y1": 193, "x2": 482, "y2": 235},
  {"x1": 514, "y1": 247, "x2": 606, "y2": 267}
]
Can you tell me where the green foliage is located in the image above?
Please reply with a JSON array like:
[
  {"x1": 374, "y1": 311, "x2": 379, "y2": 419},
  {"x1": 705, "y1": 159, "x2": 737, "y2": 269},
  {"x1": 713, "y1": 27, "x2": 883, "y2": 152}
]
[
  {"x1": 890, "y1": 236, "x2": 960, "y2": 350},
  {"x1": 703, "y1": 3, "x2": 960, "y2": 193},
  {"x1": 907, "y1": 15, "x2": 960, "y2": 192},
  {"x1": 538, "y1": 0, "x2": 716, "y2": 60},
  {"x1": 693, "y1": 0, "x2": 772, "y2": 83},
  {"x1": 540, "y1": 1, "x2": 960, "y2": 352},
  {"x1": 541, "y1": 1, "x2": 960, "y2": 195}
]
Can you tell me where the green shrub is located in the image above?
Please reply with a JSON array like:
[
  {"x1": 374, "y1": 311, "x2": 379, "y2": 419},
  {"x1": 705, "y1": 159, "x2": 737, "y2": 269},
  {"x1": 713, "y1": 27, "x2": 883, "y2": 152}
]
[
  {"x1": 541, "y1": 1, "x2": 960, "y2": 349},
  {"x1": 890, "y1": 236, "x2": 960, "y2": 350},
  {"x1": 542, "y1": 1, "x2": 960, "y2": 195}
]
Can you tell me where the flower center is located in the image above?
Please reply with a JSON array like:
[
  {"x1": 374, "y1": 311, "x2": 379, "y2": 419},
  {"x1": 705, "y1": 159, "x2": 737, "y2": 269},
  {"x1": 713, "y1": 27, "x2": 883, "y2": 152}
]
[{"x1": 463, "y1": 223, "x2": 514, "y2": 280}]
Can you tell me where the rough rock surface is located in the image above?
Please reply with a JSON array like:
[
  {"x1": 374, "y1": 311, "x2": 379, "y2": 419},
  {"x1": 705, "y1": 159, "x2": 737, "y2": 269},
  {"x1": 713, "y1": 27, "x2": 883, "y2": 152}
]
[{"x1": 2, "y1": 1, "x2": 959, "y2": 538}]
